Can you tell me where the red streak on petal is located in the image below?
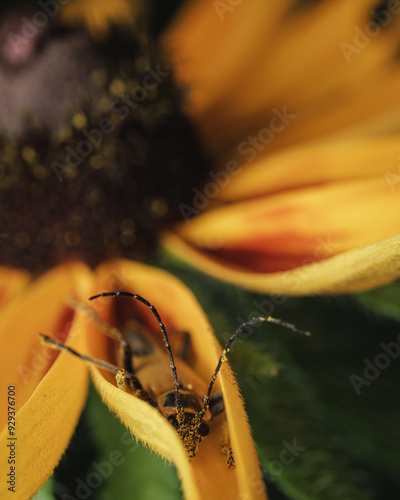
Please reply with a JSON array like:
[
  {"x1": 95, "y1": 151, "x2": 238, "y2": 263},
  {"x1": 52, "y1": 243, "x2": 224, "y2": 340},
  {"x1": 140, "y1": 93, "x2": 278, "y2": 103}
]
[
  {"x1": 44, "y1": 306, "x2": 76, "y2": 371},
  {"x1": 223, "y1": 234, "x2": 325, "y2": 254},
  {"x1": 201, "y1": 232, "x2": 341, "y2": 273},
  {"x1": 204, "y1": 247, "x2": 327, "y2": 273}
]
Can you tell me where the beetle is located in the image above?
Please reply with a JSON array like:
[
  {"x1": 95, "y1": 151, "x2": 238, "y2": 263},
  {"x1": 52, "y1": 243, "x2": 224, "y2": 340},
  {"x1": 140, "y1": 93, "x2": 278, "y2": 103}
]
[{"x1": 40, "y1": 291, "x2": 310, "y2": 462}]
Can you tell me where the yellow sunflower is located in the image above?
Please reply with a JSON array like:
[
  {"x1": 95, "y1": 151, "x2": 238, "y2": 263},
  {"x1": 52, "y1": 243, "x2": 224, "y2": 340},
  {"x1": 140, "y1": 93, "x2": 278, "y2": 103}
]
[
  {"x1": 162, "y1": 0, "x2": 400, "y2": 294},
  {"x1": 1, "y1": 0, "x2": 399, "y2": 499},
  {"x1": 0, "y1": 0, "x2": 267, "y2": 497},
  {"x1": 0, "y1": 261, "x2": 267, "y2": 499}
]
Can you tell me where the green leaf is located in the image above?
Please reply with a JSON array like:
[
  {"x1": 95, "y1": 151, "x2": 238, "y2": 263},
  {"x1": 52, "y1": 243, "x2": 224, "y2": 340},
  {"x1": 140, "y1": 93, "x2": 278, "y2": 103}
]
[
  {"x1": 237, "y1": 293, "x2": 400, "y2": 499},
  {"x1": 237, "y1": 361, "x2": 370, "y2": 500},
  {"x1": 35, "y1": 478, "x2": 56, "y2": 500},
  {"x1": 356, "y1": 280, "x2": 400, "y2": 322}
]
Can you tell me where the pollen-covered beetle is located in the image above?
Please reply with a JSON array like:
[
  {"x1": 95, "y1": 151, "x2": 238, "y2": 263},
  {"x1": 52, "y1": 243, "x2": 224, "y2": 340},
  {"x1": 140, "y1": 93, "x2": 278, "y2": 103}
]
[{"x1": 40, "y1": 291, "x2": 310, "y2": 462}]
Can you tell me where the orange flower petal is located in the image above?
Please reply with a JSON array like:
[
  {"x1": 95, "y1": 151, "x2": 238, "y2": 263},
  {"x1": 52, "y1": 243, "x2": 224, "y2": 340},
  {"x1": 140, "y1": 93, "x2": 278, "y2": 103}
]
[
  {"x1": 165, "y1": 0, "x2": 400, "y2": 152},
  {"x1": 85, "y1": 259, "x2": 267, "y2": 500},
  {"x1": 0, "y1": 263, "x2": 93, "y2": 499},
  {"x1": 0, "y1": 267, "x2": 30, "y2": 308},
  {"x1": 162, "y1": 232, "x2": 400, "y2": 294},
  {"x1": 173, "y1": 177, "x2": 400, "y2": 273},
  {"x1": 164, "y1": 0, "x2": 295, "y2": 114},
  {"x1": 217, "y1": 135, "x2": 400, "y2": 201},
  {"x1": 60, "y1": 0, "x2": 138, "y2": 39}
]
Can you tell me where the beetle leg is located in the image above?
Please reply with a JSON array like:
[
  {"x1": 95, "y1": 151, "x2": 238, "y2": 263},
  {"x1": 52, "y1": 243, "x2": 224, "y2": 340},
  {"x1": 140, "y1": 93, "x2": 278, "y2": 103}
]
[
  {"x1": 209, "y1": 392, "x2": 225, "y2": 417},
  {"x1": 39, "y1": 333, "x2": 149, "y2": 400},
  {"x1": 221, "y1": 417, "x2": 235, "y2": 469},
  {"x1": 68, "y1": 297, "x2": 135, "y2": 373},
  {"x1": 115, "y1": 369, "x2": 149, "y2": 400}
]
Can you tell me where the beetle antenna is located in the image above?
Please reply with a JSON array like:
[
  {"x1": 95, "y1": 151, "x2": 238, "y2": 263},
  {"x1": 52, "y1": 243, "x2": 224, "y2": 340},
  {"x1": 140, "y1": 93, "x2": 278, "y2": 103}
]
[
  {"x1": 196, "y1": 315, "x2": 311, "y2": 421},
  {"x1": 89, "y1": 292, "x2": 183, "y2": 416}
]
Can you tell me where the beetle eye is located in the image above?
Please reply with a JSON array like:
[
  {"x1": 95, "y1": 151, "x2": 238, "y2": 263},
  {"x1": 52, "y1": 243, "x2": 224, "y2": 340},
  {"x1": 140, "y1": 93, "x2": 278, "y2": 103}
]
[{"x1": 167, "y1": 415, "x2": 179, "y2": 429}]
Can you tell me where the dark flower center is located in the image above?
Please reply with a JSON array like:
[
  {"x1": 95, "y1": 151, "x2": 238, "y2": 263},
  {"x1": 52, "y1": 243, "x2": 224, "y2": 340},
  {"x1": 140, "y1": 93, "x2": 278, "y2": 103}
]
[{"x1": 0, "y1": 10, "x2": 209, "y2": 274}]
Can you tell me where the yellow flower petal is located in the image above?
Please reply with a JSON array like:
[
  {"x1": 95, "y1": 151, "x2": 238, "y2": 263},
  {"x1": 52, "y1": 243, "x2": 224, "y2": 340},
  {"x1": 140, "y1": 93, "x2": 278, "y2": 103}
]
[
  {"x1": 164, "y1": 0, "x2": 400, "y2": 296},
  {"x1": 0, "y1": 263, "x2": 93, "y2": 499},
  {"x1": 164, "y1": 0, "x2": 295, "y2": 127},
  {"x1": 165, "y1": 0, "x2": 400, "y2": 152},
  {"x1": 60, "y1": 0, "x2": 138, "y2": 39},
  {"x1": 162, "y1": 231, "x2": 400, "y2": 294},
  {"x1": 173, "y1": 177, "x2": 400, "y2": 273},
  {"x1": 85, "y1": 259, "x2": 266, "y2": 499},
  {"x1": 0, "y1": 267, "x2": 30, "y2": 308},
  {"x1": 218, "y1": 135, "x2": 400, "y2": 201}
]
